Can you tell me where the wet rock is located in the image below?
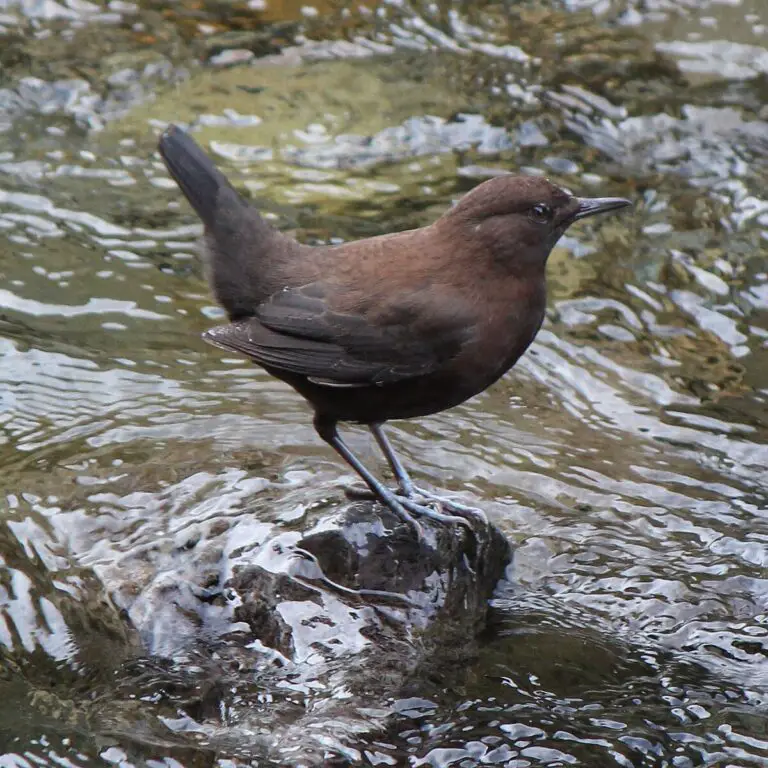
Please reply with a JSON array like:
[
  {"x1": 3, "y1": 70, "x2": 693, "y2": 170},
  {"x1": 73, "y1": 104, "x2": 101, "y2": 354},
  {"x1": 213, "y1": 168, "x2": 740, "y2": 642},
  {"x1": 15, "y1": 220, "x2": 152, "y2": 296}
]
[
  {"x1": 219, "y1": 502, "x2": 510, "y2": 765},
  {"x1": 111, "y1": 496, "x2": 510, "y2": 765},
  {"x1": 234, "y1": 501, "x2": 510, "y2": 631}
]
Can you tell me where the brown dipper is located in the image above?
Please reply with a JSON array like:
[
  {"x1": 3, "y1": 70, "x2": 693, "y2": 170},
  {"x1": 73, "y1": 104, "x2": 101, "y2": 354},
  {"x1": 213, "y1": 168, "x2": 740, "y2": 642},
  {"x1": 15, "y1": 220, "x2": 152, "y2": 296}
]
[{"x1": 158, "y1": 124, "x2": 631, "y2": 532}]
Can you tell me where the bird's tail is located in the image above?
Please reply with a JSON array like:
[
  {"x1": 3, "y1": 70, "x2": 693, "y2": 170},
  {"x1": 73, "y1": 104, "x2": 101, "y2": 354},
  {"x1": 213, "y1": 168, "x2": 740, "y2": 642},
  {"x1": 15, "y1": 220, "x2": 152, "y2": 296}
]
[
  {"x1": 158, "y1": 124, "x2": 290, "y2": 318},
  {"x1": 158, "y1": 124, "x2": 241, "y2": 230}
]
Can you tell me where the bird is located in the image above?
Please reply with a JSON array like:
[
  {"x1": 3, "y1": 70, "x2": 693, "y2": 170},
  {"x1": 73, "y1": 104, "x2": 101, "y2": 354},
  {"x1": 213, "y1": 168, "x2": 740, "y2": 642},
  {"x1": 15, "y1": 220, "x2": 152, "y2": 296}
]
[{"x1": 158, "y1": 124, "x2": 631, "y2": 535}]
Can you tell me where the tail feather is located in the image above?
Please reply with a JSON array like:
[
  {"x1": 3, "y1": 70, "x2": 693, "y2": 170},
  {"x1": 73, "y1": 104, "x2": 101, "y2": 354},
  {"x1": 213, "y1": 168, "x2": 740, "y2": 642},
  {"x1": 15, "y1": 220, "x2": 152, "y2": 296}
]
[
  {"x1": 157, "y1": 124, "x2": 295, "y2": 318},
  {"x1": 158, "y1": 124, "x2": 241, "y2": 229}
]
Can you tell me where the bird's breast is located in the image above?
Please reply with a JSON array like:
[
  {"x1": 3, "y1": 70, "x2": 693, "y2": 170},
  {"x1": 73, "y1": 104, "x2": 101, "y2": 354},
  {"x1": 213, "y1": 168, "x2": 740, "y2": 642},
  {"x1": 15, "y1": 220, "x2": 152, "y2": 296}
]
[{"x1": 460, "y1": 282, "x2": 546, "y2": 389}]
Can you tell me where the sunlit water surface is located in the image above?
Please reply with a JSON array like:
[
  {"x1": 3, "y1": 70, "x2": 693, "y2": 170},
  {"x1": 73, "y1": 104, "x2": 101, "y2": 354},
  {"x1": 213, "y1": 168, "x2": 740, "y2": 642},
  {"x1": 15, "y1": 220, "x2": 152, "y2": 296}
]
[{"x1": 1, "y1": 0, "x2": 767, "y2": 765}]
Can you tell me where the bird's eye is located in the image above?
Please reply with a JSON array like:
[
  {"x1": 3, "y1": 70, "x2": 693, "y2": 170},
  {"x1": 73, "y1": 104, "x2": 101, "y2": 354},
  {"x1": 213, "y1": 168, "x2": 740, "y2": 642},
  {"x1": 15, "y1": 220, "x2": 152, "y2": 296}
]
[{"x1": 530, "y1": 203, "x2": 553, "y2": 223}]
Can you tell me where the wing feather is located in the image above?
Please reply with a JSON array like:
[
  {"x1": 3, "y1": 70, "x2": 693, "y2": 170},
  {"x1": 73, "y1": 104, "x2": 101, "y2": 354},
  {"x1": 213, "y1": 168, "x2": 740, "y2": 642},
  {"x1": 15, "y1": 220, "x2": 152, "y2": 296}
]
[{"x1": 202, "y1": 282, "x2": 474, "y2": 386}]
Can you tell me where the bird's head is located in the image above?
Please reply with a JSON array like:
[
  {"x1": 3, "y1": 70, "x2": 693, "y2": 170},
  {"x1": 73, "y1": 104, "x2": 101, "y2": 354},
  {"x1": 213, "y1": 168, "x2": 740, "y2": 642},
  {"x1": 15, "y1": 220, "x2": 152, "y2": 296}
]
[{"x1": 442, "y1": 175, "x2": 631, "y2": 275}]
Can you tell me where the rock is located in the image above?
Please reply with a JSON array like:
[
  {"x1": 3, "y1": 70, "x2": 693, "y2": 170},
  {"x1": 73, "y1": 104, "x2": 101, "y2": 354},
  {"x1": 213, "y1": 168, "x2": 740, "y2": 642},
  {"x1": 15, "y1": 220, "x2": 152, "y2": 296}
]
[
  {"x1": 115, "y1": 497, "x2": 511, "y2": 765},
  {"x1": 214, "y1": 502, "x2": 511, "y2": 764}
]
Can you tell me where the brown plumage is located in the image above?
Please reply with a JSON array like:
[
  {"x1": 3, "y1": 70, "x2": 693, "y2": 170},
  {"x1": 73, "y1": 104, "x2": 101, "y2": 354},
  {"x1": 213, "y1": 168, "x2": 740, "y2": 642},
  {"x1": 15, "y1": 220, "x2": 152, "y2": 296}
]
[{"x1": 159, "y1": 124, "x2": 631, "y2": 533}]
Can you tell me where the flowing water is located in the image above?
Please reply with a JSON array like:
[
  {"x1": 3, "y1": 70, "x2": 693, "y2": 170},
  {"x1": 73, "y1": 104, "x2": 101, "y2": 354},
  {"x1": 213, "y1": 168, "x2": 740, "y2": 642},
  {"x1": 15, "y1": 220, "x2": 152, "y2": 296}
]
[{"x1": 1, "y1": 0, "x2": 767, "y2": 765}]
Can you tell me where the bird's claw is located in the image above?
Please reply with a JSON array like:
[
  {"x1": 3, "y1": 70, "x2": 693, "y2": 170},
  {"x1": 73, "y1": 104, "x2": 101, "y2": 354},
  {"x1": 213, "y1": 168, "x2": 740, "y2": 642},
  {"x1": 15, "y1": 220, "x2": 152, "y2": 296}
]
[
  {"x1": 344, "y1": 483, "x2": 487, "y2": 530},
  {"x1": 410, "y1": 485, "x2": 489, "y2": 528}
]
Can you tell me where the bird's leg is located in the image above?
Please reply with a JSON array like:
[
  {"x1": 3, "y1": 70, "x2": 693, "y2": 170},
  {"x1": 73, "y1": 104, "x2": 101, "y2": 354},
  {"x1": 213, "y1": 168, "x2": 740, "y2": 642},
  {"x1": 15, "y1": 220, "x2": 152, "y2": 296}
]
[
  {"x1": 314, "y1": 416, "x2": 467, "y2": 530},
  {"x1": 369, "y1": 422, "x2": 416, "y2": 497},
  {"x1": 369, "y1": 423, "x2": 489, "y2": 527},
  {"x1": 314, "y1": 414, "x2": 423, "y2": 537}
]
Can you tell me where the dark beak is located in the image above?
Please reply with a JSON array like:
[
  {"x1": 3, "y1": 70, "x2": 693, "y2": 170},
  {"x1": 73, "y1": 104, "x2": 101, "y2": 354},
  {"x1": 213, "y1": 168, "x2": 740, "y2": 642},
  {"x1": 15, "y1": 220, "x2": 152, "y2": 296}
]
[{"x1": 572, "y1": 196, "x2": 632, "y2": 221}]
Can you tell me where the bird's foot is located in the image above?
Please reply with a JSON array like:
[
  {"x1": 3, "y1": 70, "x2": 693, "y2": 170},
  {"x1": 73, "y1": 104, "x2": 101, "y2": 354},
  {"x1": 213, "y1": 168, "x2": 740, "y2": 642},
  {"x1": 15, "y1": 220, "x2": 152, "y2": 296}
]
[
  {"x1": 408, "y1": 485, "x2": 489, "y2": 528},
  {"x1": 397, "y1": 495, "x2": 474, "y2": 529},
  {"x1": 345, "y1": 483, "x2": 487, "y2": 529}
]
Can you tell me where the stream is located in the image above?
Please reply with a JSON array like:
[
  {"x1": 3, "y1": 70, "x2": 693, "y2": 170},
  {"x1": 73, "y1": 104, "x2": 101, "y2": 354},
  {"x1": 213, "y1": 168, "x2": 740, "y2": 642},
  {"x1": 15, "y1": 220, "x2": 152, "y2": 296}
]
[{"x1": 1, "y1": 0, "x2": 767, "y2": 765}]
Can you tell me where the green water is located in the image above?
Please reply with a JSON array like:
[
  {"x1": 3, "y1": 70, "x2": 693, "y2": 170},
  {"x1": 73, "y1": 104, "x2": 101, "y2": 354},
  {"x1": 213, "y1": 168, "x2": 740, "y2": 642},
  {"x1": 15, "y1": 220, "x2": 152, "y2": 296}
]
[{"x1": 1, "y1": 0, "x2": 767, "y2": 765}]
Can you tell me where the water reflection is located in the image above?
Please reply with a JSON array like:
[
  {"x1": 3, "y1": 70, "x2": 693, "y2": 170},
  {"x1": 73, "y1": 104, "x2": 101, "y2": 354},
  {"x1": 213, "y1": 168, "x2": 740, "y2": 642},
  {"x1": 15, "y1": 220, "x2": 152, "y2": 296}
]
[
  {"x1": 0, "y1": 0, "x2": 767, "y2": 764},
  {"x1": 403, "y1": 592, "x2": 768, "y2": 766}
]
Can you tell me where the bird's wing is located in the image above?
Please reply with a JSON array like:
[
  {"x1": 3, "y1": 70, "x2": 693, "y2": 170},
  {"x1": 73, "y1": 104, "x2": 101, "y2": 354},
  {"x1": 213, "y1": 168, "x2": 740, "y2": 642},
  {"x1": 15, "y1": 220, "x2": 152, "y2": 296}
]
[{"x1": 202, "y1": 282, "x2": 474, "y2": 386}]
